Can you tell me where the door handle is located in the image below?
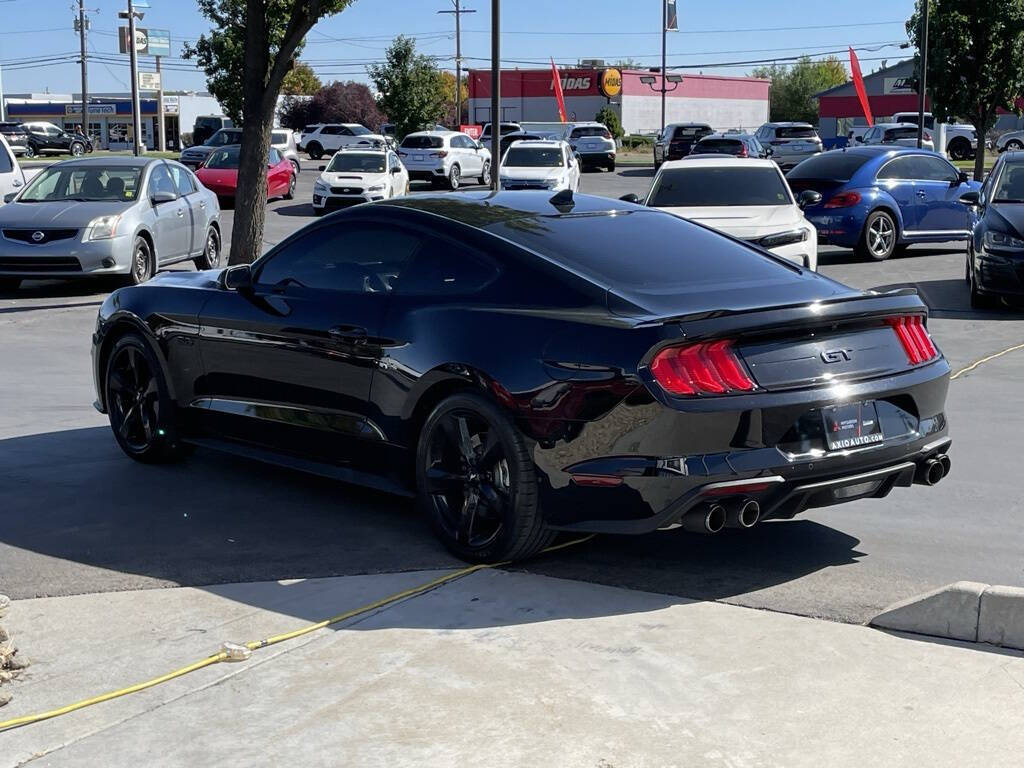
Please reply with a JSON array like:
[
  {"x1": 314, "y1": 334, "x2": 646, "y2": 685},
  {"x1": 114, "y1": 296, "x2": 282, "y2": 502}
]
[
  {"x1": 916, "y1": 190, "x2": 927, "y2": 198},
  {"x1": 328, "y1": 325, "x2": 368, "y2": 343},
  {"x1": 176, "y1": 208, "x2": 185, "y2": 217},
  {"x1": 199, "y1": 201, "x2": 206, "y2": 209}
]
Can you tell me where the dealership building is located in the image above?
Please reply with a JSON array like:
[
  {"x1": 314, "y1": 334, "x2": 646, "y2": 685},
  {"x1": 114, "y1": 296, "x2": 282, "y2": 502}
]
[
  {"x1": 2, "y1": 91, "x2": 224, "y2": 151},
  {"x1": 467, "y1": 67, "x2": 770, "y2": 134}
]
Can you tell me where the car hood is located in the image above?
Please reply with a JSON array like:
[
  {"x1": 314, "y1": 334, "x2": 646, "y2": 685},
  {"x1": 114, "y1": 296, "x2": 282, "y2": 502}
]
[
  {"x1": 989, "y1": 203, "x2": 1024, "y2": 238},
  {"x1": 149, "y1": 268, "x2": 223, "y2": 289},
  {"x1": 196, "y1": 169, "x2": 239, "y2": 188},
  {"x1": 181, "y1": 145, "x2": 215, "y2": 157},
  {"x1": 318, "y1": 171, "x2": 386, "y2": 186},
  {"x1": 0, "y1": 199, "x2": 135, "y2": 227},
  {"x1": 501, "y1": 167, "x2": 566, "y2": 181},
  {"x1": 656, "y1": 204, "x2": 804, "y2": 238}
]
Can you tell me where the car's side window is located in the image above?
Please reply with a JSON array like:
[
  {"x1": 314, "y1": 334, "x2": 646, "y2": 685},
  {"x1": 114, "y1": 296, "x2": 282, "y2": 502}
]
[
  {"x1": 877, "y1": 157, "x2": 916, "y2": 181},
  {"x1": 339, "y1": 127, "x2": 353, "y2": 136},
  {"x1": 168, "y1": 164, "x2": 196, "y2": 196},
  {"x1": 268, "y1": 148, "x2": 282, "y2": 165},
  {"x1": 255, "y1": 223, "x2": 421, "y2": 294},
  {"x1": 916, "y1": 155, "x2": 958, "y2": 183},
  {"x1": 148, "y1": 164, "x2": 177, "y2": 198},
  {"x1": 394, "y1": 237, "x2": 499, "y2": 296}
]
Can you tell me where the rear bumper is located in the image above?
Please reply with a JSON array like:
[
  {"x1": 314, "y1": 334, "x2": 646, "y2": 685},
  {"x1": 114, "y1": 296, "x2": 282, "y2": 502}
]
[{"x1": 532, "y1": 359, "x2": 951, "y2": 534}]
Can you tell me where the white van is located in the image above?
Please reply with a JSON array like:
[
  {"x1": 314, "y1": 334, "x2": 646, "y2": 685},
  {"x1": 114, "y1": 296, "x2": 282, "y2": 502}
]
[{"x1": 0, "y1": 134, "x2": 27, "y2": 205}]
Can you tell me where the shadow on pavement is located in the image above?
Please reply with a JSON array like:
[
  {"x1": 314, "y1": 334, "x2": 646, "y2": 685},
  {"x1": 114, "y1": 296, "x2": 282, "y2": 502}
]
[
  {"x1": 0, "y1": 278, "x2": 120, "y2": 302},
  {"x1": 873, "y1": 278, "x2": 1024, "y2": 320},
  {"x1": 271, "y1": 203, "x2": 317, "y2": 218},
  {"x1": 617, "y1": 167, "x2": 655, "y2": 178},
  {"x1": 1, "y1": 425, "x2": 866, "y2": 629}
]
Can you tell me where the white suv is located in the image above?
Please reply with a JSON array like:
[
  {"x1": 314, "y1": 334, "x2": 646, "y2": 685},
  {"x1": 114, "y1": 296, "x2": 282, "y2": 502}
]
[
  {"x1": 398, "y1": 131, "x2": 491, "y2": 190},
  {"x1": 567, "y1": 122, "x2": 616, "y2": 171},
  {"x1": 499, "y1": 140, "x2": 580, "y2": 191},
  {"x1": 892, "y1": 112, "x2": 977, "y2": 160},
  {"x1": 300, "y1": 123, "x2": 387, "y2": 160}
]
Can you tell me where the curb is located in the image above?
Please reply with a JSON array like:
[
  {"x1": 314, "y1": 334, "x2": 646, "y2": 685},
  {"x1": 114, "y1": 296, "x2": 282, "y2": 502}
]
[{"x1": 869, "y1": 581, "x2": 1024, "y2": 651}]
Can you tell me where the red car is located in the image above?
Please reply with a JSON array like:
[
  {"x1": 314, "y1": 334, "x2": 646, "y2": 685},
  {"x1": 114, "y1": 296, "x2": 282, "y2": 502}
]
[{"x1": 196, "y1": 145, "x2": 295, "y2": 202}]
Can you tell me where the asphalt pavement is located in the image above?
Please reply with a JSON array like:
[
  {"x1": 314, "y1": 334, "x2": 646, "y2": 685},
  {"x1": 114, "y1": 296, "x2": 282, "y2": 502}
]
[{"x1": 3, "y1": 159, "x2": 1024, "y2": 624}]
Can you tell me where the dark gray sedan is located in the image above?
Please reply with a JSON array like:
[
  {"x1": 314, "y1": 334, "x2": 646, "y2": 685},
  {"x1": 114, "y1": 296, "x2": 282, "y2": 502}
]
[{"x1": 0, "y1": 156, "x2": 221, "y2": 290}]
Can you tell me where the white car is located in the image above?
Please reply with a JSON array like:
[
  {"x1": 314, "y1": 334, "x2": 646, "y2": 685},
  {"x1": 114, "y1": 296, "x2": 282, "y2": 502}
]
[
  {"x1": 499, "y1": 140, "x2": 580, "y2": 192},
  {"x1": 299, "y1": 123, "x2": 388, "y2": 160},
  {"x1": 398, "y1": 131, "x2": 491, "y2": 190},
  {"x1": 892, "y1": 112, "x2": 977, "y2": 160},
  {"x1": 566, "y1": 122, "x2": 617, "y2": 171},
  {"x1": 638, "y1": 157, "x2": 819, "y2": 270},
  {"x1": 0, "y1": 134, "x2": 26, "y2": 206},
  {"x1": 859, "y1": 123, "x2": 935, "y2": 152},
  {"x1": 312, "y1": 146, "x2": 409, "y2": 215}
]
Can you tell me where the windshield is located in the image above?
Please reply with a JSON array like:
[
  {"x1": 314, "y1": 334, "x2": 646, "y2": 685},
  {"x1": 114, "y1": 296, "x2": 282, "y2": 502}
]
[
  {"x1": 992, "y1": 163, "x2": 1024, "y2": 202},
  {"x1": 401, "y1": 135, "x2": 443, "y2": 149},
  {"x1": 648, "y1": 166, "x2": 791, "y2": 207},
  {"x1": 776, "y1": 126, "x2": 817, "y2": 139},
  {"x1": 349, "y1": 125, "x2": 372, "y2": 136},
  {"x1": 19, "y1": 165, "x2": 142, "y2": 202},
  {"x1": 271, "y1": 131, "x2": 290, "y2": 144},
  {"x1": 786, "y1": 152, "x2": 870, "y2": 182},
  {"x1": 326, "y1": 153, "x2": 386, "y2": 173},
  {"x1": 504, "y1": 146, "x2": 563, "y2": 167},
  {"x1": 205, "y1": 147, "x2": 240, "y2": 169},
  {"x1": 696, "y1": 139, "x2": 743, "y2": 153},
  {"x1": 208, "y1": 130, "x2": 241, "y2": 147}
]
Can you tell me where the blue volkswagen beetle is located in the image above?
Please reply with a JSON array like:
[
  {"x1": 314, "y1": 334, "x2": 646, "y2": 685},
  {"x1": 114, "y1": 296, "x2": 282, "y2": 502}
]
[{"x1": 786, "y1": 146, "x2": 981, "y2": 260}]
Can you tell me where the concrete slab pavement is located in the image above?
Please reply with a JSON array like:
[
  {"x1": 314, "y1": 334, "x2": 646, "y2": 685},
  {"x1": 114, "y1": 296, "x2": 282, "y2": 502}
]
[{"x1": 4, "y1": 569, "x2": 1024, "y2": 767}]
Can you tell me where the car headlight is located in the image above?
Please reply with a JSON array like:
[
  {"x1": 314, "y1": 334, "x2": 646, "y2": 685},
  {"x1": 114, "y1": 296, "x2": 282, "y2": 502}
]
[
  {"x1": 985, "y1": 230, "x2": 1024, "y2": 250},
  {"x1": 366, "y1": 184, "x2": 385, "y2": 192},
  {"x1": 757, "y1": 228, "x2": 808, "y2": 249},
  {"x1": 314, "y1": 180, "x2": 329, "y2": 193},
  {"x1": 86, "y1": 214, "x2": 122, "y2": 240}
]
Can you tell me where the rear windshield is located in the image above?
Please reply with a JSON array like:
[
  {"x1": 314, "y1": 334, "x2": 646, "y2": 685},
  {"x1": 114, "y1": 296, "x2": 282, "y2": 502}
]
[
  {"x1": 0, "y1": 124, "x2": 24, "y2": 134},
  {"x1": 649, "y1": 166, "x2": 791, "y2": 207},
  {"x1": 776, "y1": 126, "x2": 817, "y2": 139},
  {"x1": 504, "y1": 146, "x2": 563, "y2": 167},
  {"x1": 401, "y1": 135, "x2": 444, "y2": 149},
  {"x1": 695, "y1": 138, "x2": 742, "y2": 152},
  {"x1": 570, "y1": 126, "x2": 610, "y2": 139},
  {"x1": 672, "y1": 126, "x2": 713, "y2": 140},
  {"x1": 885, "y1": 127, "x2": 918, "y2": 140},
  {"x1": 271, "y1": 131, "x2": 290, "y2": 144},
  {"x1": 786, "y1": 152, "x2": 871, "y2": 182},
  {"x1": 489, "y1": 210, "x2": 790, "y2": 294}
]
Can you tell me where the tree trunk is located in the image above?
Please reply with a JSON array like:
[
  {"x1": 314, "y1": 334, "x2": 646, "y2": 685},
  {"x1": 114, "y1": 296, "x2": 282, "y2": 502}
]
[{"x1": 974, "y1": 140, "x2": 986, "y2": 182}]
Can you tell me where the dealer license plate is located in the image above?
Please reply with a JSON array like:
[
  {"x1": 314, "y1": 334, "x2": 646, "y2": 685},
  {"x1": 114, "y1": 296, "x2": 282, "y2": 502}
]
[
  {"x1": 822, "y1": 401, "x2": 883, "y2": 451},
  {"x1": 414, "y1": 154, "x2": 424, "y2": 161}
]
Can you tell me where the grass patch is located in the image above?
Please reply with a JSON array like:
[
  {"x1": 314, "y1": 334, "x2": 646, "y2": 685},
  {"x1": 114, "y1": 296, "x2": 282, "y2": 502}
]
[{"x1": 22, "y1": 149, "x2": 179, "y2": 166}]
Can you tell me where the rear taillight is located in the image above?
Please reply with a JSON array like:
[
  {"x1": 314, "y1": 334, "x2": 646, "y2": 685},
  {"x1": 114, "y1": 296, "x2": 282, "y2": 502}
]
[
  {"x1": 924, "y1": 132, "x2": 932, "y2": 141},
  {"x1": 433, "y1": 150, "x2": 448, "y2": 158},
  {"x1": 887, "y1": 316, "x2": 939, "y2": 365},
  {"x1": 824, "y1": 191, "x2": 862, "y2": 208},
  {"x1": 649, "y1": 340, "x2": 756, "y2": 396},
  {"x1": 737, "y1": 145, "x2": 748, "y2": 157}
]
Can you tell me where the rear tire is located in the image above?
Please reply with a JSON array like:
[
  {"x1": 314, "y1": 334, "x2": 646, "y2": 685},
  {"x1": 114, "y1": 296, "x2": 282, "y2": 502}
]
[
  {"x1": 192, "y1": 227, "x2": 220, "y2": 271},
  {"x1": 284, "y1": 173, "x2": 296, "y2": 200},
  {"x1": 447, "y1": 164, "x2": 461, "y2": 191},
  {"x1": 24, "y1": 143, "x2": 36, "y2": 159},
  {"x1": 0, "y1": 277, "x2": 21, "y2": 291},
  {"x1": 105, "y1": 333, "x2": 192, "y2": 464},
  {"x1": 606, "y1": 159, "x2": 616, "y2": 171},
  {"x1": 478, "y1": 160, "x2": 491, "y2": 186},
  {"x1": 1008, "y1": 140, "x2": 1024, "y2": 152},
  {"x1": 70, "y1": 142, "x2": 85, "y2": 157},
  {"x1": 416, "y1": 392, "x2": 555, "y2": 564},
  {"x1": 948, "y1": 137, "x2": 971, "y2": 161},
  {"x1": 306, "y1": 142, "x2": 323, "y2": 160},
  {"x1": 855, "y1": 210, "x2": 898, "y2": 261}
]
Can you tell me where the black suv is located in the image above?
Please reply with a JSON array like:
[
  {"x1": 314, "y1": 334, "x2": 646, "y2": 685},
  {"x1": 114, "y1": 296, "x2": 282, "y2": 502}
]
[
  {"x1": 21, "y1": 122, "x2": 92, "y2": 158},
  {"x1": 0, "y1": 122, "x2": 28, "y2": 156}
]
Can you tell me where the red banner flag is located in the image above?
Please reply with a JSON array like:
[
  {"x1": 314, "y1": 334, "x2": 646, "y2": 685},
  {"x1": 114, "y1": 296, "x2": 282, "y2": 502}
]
[
  {"x1": 849, "y1": 47, "x2": 874, "y2": 127},
  {"x1": 551, "y1": 58, "x2": 568, "y2": 123}
]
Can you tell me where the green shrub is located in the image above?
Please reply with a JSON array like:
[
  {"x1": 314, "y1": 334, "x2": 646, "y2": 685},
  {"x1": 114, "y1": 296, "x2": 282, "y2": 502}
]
[{"x1": 595, "y1": 106, "x2": 624, "y2": 139}]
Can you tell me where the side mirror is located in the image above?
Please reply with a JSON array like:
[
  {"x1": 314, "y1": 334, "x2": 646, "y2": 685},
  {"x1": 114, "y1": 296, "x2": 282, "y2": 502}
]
[
  {"x1": 390, "y1": 166, "x2": 400, "y2": 174},
  {"x1": 220, "y1": 264, "x2": 252, "y2": 291},
  {"x1": 318, "y1": 165, "x2": 326, "y2": 171},
  {"x1": 619, "y1": 193, "x2": 642, "y2": 204},
  {"x1": 3, "y1": 192, "x2": 18, "y2": 204},
  {"x1": 959, "y1": 189, "x2": 981, "y2": 206},
  {"x1": 855, "y1": 136, "x2": 864, "y2": 144},
  {"x1": 151, "y1": 190, "x2": 176, "y2": 205},
  {"x1": 957, "y1": 171, "x2": 970, "y2": 185},
  {"x1": 765, "y1": 147, "x2": 774, "y2": 156},
  {"x1": 797, "y1": 189, "x2": 822, "y2": 209}
]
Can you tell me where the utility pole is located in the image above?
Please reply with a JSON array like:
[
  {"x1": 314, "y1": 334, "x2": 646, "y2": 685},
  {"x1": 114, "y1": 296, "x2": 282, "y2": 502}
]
[
  {"x1": 490, "y1": 0, "x2": 499, "y2": 190},
  {"x1": 123, "y1": 0, "x2": 143, "y2": 156},
  {"x1": 0, "y1": 63, "x2": 5, "y2": 122},
  {"x1": 916, "y1": 0, "x2": 929, "y2": 149},
  {"x1": 156, "y1": 55, "x2": 165, "y2": 151},
  {"x1": 438, "y1": 0, "x2": 475, "y2": 129},
  {"x1": 661, "y1": 0, "x2": 667, "y2": 135},
  {"x1": 76, "y1": 0, "x2": 88, "y2": 141}
]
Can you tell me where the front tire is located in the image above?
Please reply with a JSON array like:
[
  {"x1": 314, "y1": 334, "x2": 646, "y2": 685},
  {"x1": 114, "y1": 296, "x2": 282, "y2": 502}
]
[
  {"x1": 1008, "y1": 140, "x2": 1024, "y2": 152},
  {"x1": 193, "y1": 227, "x2": 220, "y2": 271},
  {"x1": 284, "y1": 173, "x2": 296, "y2": 200},
  {"x1": 478, "y1": 160, "x2": 491, "y2": 186},
  {"x1": 856, "y1": 210, "x2": 898, "y2": 261},
  {"x1": 105, "y1": 333, "x2": 191, "y2": 464},
  {"x1": 24, "y1": 143, "x2": 36, "y2": 159},
  {"x1": 416, "y1": 393, "x2": 554, "y2": 563},
  {"x1": 126, "y1": 236, "x2": 154, "y2": 285},
  {"x1": 70, "y1": 142, "x2": 85, "y2": 157},
  {"x1": 969, "y1": 257, "x2": 999, "y2": 309}
]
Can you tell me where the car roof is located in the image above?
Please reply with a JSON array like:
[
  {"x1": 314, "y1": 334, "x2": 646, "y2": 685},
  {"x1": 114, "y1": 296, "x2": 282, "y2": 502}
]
[
  {"x1": 380, "y1": 190, "x2": 630, "y2": 224},
  {"x1": 878, "y1": 122, "x2": 921, "y2": 130},
  {"x1": 661, "y1": 156, "x2": 778, "y2": 170},
  {"x1": 764, "y1": 122, "x2": 814, "y2": 127},
  {"x1": 404, "y1": 130, "x2": 459, "y2": 138},
  {"x1": 48, "y1": 156, "x2": 157, "y2": 169},
  {"x1": 507, "y1": 139, "x2": 564, "y2": 147},
  {"x1": 699, "y1": 132, "x2": 750, "y2": 140},
  {"x1": 668, "y1": 122, "x2": 712, "y2": 128}
]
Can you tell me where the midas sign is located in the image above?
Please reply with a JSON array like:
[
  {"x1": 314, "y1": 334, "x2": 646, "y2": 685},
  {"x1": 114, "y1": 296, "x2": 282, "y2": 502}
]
[
  {"x1": 551, "y1": 76, "x2": 592, "y2": 91},
  {"x1": 599, "y1": 68, "x2": 622, "y2": 99}
]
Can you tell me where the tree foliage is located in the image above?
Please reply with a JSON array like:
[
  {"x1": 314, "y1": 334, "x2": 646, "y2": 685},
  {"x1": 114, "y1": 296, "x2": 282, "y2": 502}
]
[
  {"x1": 278, "y1": 80, "x2": 385, "y2": 130},
  {"x1": 752, "y1": 56, "x2": 848, "y2": 125},
  {"x1": 282, "y1": 62, "x2": 322, "y2": 95},
  {"x1": 907, "y1": 0, "x2": 1024, "y2": 179},
  {"x1": 368, "y1": 36, "x2": 445, "y2": 138},
  {"x1": 187, "y1": 0, "x2": 355, "y2": 265},
  {"x1": 595, "y1": 106, "x2": 623, "y2": 139},
  {"x1": 440, "y1": 71, "x2": 468, "y2": 127}
]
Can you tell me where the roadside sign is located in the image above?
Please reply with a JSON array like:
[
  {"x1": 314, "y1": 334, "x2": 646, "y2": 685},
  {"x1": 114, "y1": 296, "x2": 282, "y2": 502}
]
[
  {"x1": 138, "y1": 71, "x2": 162, "y2": 91},
  {"x1": 146, "y1": 29, "x2": 171, "y2": 57},
  {"x1": 460, "y1": 124, "x2": 482, "y2": 139},
  {"x1": 119, "y1": 26, "x2": 171, "y2": 57},
  {"x1": 666, "y1": 0, "x2": 678, "y2": 31}
]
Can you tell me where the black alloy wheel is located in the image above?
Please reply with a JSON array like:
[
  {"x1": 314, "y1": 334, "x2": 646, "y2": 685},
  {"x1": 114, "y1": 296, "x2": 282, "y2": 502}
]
[
  {"x1": 23, "y1": 143, "x2": 36, "y2": 159},
  {"x1": 127, "y1": 236, "x2": 154, "y2": 285},
  {"x1": 194, "y1": 227, "x2": 220, "y2": 270},
  {"x1": 417, "y1": 393, "x2": 554, "y2": 563},
  {"x1": 105, "y1": 334, "x2": 190, "y2": 463},
  {"x1": 1008, "y1": 140, "x2": 1024, "y2": 152},
  {"x1": 948, "y1": 138, "x2": 971, "y2": 161},
  {"x1": 448, "y1": 164, "x2": 461, "y2": 191}
]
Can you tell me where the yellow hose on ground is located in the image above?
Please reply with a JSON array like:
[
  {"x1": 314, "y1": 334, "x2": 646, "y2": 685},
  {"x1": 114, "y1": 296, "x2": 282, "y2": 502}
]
[{"x1": 0, "y1": 536, "x2": 593, "y2": 732}]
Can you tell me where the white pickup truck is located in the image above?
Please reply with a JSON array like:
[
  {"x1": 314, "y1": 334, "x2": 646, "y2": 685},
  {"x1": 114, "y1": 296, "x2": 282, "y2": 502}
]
[{"x1": 892, "y1": 112, "x2": 977, "y2": 160}]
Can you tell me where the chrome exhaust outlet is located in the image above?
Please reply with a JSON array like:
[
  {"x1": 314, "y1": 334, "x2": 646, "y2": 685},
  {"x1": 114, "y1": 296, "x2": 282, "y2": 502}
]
[
  {"x1": 726, "y1": 499, "x2": 761, "y2": 529},
  {"x1": 937, "y1": 453, "x2": 951, "y2": 478},
  {"x1": 681, "y1": 503, "x2": 727, "y2": 534},
  {"x1": 915, "y1": 458, "x2": 945, "y2": 486}
]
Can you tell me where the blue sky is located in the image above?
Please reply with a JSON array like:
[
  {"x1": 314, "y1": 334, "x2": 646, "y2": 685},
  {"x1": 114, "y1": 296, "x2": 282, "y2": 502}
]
[{"x1": 0, "y1": 0, "x2": 918, "y2": 96}]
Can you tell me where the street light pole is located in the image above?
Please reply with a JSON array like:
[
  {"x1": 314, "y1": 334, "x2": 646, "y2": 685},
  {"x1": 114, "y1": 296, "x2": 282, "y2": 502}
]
[
  {"x1": 490, "y1": 0, "x2": 499, "y2": 190},
  {"x1": 660, "y1": 0, "x2": 667, "y2": 135},
  {"x1": 438, "y1": 1, "x2": 475, "y2": 129},
  {"x1": 127, "y1": 0, "x2": 143, "y2": 156},
  {"x1": 917, "y1": 0, "x2": 929, "y2": 149},
  {"x1": 77, "y1": 0, "x2": 89, "y2": 141}
]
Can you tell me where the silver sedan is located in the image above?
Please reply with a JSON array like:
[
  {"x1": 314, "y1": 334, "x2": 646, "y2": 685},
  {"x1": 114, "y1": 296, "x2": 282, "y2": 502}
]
[{"x1": 0, "y1": 156, "x2": 221, "y2": 290}]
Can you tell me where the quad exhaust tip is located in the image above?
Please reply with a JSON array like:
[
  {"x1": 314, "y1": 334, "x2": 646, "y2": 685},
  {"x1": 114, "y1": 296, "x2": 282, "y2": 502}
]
[
  {"x1": 681, "y1": 503, "x2": 727, "y2": 534},
  {"x1": 726, "y1": 499, "x2": 761, "y2": 529}
]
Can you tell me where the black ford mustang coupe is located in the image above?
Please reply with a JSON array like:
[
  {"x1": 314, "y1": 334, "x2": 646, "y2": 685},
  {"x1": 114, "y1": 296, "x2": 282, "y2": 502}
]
[{"x1": 92, "y1": 191, "x2": 952, "y2": 562}]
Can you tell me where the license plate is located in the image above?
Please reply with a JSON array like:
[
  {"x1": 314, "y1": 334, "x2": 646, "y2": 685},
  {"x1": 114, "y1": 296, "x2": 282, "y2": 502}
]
[
  {"x1": 414, "y1": 154, "x2": 424, "y2": 161},
  {"x1": 822, "y1": 401, "x2": 883, "y2": 451}
]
